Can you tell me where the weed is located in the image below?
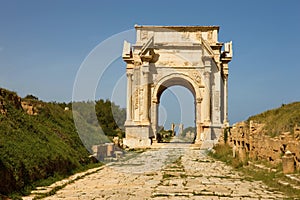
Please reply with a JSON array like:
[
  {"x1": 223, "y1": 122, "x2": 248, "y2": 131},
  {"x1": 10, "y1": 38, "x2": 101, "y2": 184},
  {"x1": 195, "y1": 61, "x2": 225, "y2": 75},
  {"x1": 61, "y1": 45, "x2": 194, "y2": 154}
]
[{"x1": 163, "y1": 173, "x2": 176, "y2": 179}]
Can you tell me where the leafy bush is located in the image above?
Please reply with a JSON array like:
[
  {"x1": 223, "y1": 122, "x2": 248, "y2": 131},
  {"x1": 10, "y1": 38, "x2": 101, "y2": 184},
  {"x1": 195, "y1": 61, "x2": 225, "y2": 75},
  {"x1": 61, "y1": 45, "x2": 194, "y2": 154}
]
[{"x1": 23, "y1": 94, "x2": 38, "y2": 100}]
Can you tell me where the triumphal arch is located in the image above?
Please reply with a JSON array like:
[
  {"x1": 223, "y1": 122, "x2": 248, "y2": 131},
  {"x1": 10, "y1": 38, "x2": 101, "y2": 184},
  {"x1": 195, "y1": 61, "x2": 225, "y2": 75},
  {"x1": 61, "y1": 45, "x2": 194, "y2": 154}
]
[{"x1": 122, "y1": 25, "x2": 232, "y2": 148}]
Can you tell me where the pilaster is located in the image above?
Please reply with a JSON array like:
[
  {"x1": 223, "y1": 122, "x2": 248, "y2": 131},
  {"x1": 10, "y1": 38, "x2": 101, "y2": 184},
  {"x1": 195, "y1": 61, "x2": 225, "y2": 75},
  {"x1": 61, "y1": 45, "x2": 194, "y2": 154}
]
[
  {"x1": 195, "y1": 97, "x2": 203, "y2": 143},
  {"x1": 204, "y1": 70, "x2": 211, "y2": 123},
  {"x1": 223, "y1": 73, "x2": 229, "y2": 126},
  {"x1": 125, "y1": 72, "x2": 133, "y2": 123},
  {"x1": 142, "y1": 63, "x2": 150, "y2": 124}
]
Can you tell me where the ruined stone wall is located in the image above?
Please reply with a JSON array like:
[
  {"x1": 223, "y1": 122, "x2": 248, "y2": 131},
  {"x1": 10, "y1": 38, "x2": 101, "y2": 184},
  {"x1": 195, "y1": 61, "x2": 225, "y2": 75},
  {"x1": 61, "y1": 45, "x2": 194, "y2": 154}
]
[
  {"x1": 0, "y1": 88, "x2": 42, "y2": 116},
  {"x1": 227, "y1": 121, "x2": 300, "y2": 171},
  {"x1": 21, "y1": 101, "x2": 41, "y2": 115},
  {"x1": 0, "y1": 88, "x2": 22, "y2": 115}
]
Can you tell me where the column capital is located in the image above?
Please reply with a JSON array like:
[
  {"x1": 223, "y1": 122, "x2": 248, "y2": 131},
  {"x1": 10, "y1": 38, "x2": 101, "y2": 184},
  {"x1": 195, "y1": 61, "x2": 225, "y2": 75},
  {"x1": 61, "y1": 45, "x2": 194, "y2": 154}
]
[
  {"x1": 203, "y1": 70, "x2": 211, "y2": 78},
  {"x1": 223, "y1": 120, "x2": 230, "y2": 127},
  {"x1": 196, "y1": 97, "x2": 203, "y2": 103},
  {"x1": 142, "y1": 61, "x2": 150, "y2": 67},
  {"x1": 223, "y1": 73, "x2": 228, "y2": 80},
  {"x1": 133, "y1": 60, "x2": 142, "y2": 67},
  {"x1": 152, "y1": 97, "x2": 159, "y2": 104}
]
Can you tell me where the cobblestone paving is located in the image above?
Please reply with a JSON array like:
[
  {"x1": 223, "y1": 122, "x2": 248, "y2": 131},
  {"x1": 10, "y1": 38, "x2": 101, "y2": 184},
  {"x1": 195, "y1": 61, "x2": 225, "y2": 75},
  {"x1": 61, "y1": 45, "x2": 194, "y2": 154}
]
[{"x1": 44, "y1": 138, "x2": 286, "y2": 199}]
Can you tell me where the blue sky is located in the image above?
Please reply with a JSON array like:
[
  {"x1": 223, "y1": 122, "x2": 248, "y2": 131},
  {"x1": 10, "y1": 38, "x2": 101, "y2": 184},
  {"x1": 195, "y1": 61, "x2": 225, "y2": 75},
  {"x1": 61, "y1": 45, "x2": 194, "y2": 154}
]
[{"x1": 0, "y1": 0, "x2": 299, "y2": 128}]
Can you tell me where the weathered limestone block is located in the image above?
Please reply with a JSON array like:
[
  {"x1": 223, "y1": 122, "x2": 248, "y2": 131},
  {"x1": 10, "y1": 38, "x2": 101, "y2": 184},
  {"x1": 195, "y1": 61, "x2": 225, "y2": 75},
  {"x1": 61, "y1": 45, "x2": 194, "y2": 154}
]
[
  {"x1": 238, "y1": 146, "x2": 247, "y2": 162},
  {"x1": 286, "y1": 141, "x2": 300, "y2": 158},
  {"x1": 286, "y1": 141, "x2": 300, "y2": 170},
  {"x1": 21, "y1": 101, "x2": 41, "y2": 115},
  {"x1": 294, "y1": 125, "x2": 300, "y2": 140},
  {"x1": 249, "y1": 148, "x2": 258, "y2": 160},
  {"x1": 123, "y1": 138, "x2": 151, "y2": 149},
  {"x1": 106, "y1": 143, "x2": 114, "y2": 157},
  {"x1": 269, "y1": 139, "x2": 281, "y2": 160},
  {"x1": 280, "y1": 132, "x2": 294, "y2": 142},
  {"x1": 282, "y1": 151, "x2": 295, "y2": 174},
  {"x1": 227, "y1": 120, "x2": 300, "y2": 172}
]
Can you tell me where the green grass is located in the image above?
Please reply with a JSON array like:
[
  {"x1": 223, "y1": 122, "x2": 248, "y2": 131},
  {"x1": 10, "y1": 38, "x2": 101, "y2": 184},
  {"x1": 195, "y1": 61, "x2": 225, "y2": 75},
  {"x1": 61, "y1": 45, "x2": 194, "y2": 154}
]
[
  {"x1": 208, "y1": 144, "x2": 245, "y2": 168},
  {"x1": 0, "y1": 99, "x2": 95, "y2": 198},
  {"x1": 209, "y1": 144, "x2": 300, "y2": 198},
  {"x1": 33, "y1": 162, "x2": 102, "y2": 187},
  {"x1": 0, "y1": 88, "x2": 124, "y2": 198},
  {"x1": 240, "y1": 166, "x2": 300, "y2": 198},
  {"x1": 162, "y1": 173, "x2": 176, "y2": 179},
  {"x1": 0, "y1": 99, "x2": 92, "y2": 195},
  {"x1": 248, "y1": 102, "x2": 300, "y2": 137},
  {"x1": 32, "y1": 163, "x2": 103, "y2": 200}
]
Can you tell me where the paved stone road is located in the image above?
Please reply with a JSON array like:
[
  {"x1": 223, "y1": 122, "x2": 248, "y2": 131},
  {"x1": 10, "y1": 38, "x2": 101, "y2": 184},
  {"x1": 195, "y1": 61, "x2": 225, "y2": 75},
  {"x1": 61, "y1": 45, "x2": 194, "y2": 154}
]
[{"x1": 44, "y1": 138, "x2": 285, "y2": 200}]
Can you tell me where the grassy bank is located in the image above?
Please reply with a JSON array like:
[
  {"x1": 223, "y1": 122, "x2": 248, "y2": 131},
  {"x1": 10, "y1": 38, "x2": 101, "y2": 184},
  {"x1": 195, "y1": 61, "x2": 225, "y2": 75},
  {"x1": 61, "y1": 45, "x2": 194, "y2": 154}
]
[
  {"x1": 0, "y1": 88, "x2": 125, "y2": 199},
  {"x1": 209, "y1": 144, "x2": 300, "y2": 198},
  {"x1": 248, "y1": 102, "x2": 300, "y2": 137}
]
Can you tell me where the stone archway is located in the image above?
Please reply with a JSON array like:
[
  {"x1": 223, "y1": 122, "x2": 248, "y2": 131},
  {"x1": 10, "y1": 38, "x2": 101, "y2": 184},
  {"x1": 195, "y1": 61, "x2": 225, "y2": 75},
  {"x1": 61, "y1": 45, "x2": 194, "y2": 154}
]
[
  {"x1": 122, "y1": 25, "x2": 232, "y2": 148},
  {"x1": 151, "y1": 73, "x2": 201, "y2": 143}
]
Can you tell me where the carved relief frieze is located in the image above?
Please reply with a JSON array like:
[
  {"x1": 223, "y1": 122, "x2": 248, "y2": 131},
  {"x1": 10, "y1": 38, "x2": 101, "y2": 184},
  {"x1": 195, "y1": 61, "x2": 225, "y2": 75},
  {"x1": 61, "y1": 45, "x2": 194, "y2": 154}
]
[
  {"x1": 208, "y1": 31, "x2": 213, "y2": 41},
  {"x1": 214, "y1": 91, "x2": 220, "y2": 110},
  {"x1": 181, "y1": 32, "x2": 190, "y2": 40},
  {"x1": 192, "y1": 62, "x2": 199, "y2": 66},
  {"x1": 134, "y1": 89, "x2": 139, "y2": 109},
  {"x1": 195, "y1": 32, "x2": 202, "y2": 41},
  {"x1": 139, "y1": 88, "x2": 143, "y2": 114},
  {"x1": 154, "y1": 73, "x2": 162, "y2": 84},
  {"x1": 157, "y1": 61, "x2": 176, "y2": 67},
  {"x1": 190, "y1": 71, "x2": 202, "y2": 86},
  {"x1": 141, "y1": 31, "x2": 148, "y2": 41}
]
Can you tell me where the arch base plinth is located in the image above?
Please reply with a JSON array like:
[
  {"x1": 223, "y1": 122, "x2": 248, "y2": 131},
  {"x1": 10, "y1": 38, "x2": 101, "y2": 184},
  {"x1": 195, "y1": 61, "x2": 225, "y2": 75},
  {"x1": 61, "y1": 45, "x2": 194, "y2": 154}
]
[{"x1": 123, "y1": 124, "x2": 153, "y2": 149}]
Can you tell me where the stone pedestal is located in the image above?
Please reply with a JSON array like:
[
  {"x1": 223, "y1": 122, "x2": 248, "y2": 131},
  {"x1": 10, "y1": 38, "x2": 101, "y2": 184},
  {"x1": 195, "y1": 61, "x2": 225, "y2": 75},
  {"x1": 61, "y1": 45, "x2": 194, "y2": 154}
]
[
  {"x1": 203, "y1": 125, "x2": 212, "y2": 140},
  {"x1": 123, "y1": 125, "x2": 152, "y2": 148},
  {"x1": 106, "y1": 143, "x2": 114, "y2": 157},
  {"x1": 282, "y1": 151, "x2": 295, "y2": 174},
  {"x1": 195, "y1": 123, "x2": 204, "y2": 144}
]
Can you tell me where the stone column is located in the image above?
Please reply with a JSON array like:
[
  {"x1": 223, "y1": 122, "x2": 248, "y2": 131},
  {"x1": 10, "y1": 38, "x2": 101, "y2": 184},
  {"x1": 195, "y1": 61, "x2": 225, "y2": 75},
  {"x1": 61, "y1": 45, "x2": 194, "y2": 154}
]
[
  {"x1": 142, "y1": 65, "x2": 150, "y2": 123},
  {"x1": 126, "y1": 73, "x2": 133, "y2": 121},
  {"x1": 179, "y1": 124, "x2": 184, "y2": 136},
  {"x1": 152, "y1": 99, "x2": 158, "y2": 141},
  {"x1": 223, "y1": 74, "x2": 229, "y2": 125},
  {"x1": 195, "y1": 97, "x2": 203, "y2": 143},
  {"x1": 204, "y1": 71, "x2": 211, "y2": 122}
]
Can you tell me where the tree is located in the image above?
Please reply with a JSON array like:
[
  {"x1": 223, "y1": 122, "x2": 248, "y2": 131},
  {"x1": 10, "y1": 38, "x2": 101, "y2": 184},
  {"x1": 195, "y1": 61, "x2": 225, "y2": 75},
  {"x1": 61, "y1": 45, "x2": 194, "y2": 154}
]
[{"x1": 24, "y1": 94, "x2": 38, "y2": 100}]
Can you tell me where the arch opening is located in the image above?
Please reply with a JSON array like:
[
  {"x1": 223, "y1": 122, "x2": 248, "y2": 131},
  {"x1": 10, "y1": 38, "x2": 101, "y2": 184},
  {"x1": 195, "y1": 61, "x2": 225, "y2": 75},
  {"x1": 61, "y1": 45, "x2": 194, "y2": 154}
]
[
  {"x1": 151, "y1": 75, "x2": 201, "y2": 144},
  {"x1": 156, "y1": 77, "x2": 196, "y2": 103},
  {"x1": 158, "y1": 85, "x2": 195, "y2": 143}
]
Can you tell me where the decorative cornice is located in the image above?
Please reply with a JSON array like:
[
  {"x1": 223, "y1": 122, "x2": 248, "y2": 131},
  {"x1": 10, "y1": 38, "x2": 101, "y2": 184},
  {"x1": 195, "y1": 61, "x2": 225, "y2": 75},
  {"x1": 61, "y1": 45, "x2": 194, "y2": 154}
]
[{"x1": 134, "y1": 25, "x2": 220, "y2": 32}]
